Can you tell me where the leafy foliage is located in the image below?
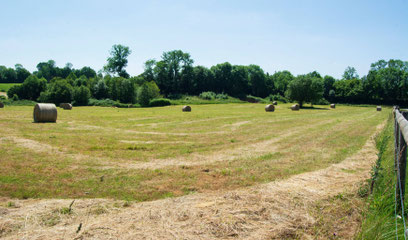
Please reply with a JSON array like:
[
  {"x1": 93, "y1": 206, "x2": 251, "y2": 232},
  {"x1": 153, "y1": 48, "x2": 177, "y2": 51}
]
[{"x1": 149, "y1": 98, "x2": 171, "y2": 107}]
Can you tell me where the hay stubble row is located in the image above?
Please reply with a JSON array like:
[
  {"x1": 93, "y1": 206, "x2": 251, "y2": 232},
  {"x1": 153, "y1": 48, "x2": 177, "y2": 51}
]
[{"x1": 0, "y1": 103, "x2": 387, "y2": 203}]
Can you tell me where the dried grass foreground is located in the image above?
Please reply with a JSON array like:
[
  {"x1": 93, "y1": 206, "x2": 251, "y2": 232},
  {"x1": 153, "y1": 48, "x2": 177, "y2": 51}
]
[{"x1": 0, "y1": 122, "x2": 383, "y2": 240}]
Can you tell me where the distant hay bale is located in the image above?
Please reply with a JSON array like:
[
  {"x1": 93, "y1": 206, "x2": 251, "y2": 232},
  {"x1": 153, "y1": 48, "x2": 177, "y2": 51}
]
[
  {"x1": 291, "y1": 104, "x2": 300, "y2": 111},
  {"x1": 182, "y1": 106, "x2": 191, "y2": 112},
  {"x1": 33, "y1": 103, "x2": 57, "y2": 123},
  {"x1": 273, "y1": 101, "x2": 278, "y2": 105},
  {"x1": 0, "y1": 102, "x2": 4, "y2": 108},
  {"x1": 330, "y1": 104, "x2": 335, "y2": 109},
  {"x1": 265, "y1": 104, "x2": 275, "y2": 112},
  {"x1": 377, "y1": 106, "x2": 382, "y2": 111},
  {"x1": 60, "y1": 103, "x2": 72, "y2": 110}
]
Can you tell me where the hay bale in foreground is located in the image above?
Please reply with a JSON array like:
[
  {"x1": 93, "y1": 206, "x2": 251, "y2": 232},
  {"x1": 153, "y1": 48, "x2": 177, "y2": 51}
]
[
  {"x1": 273, "y1": 101, "x2": 278, "y2": 105},
  {"x1": 0, "y1": 102, "x2": 4, "y2": 108},
  {"x1": 377, "y1": 106, "x2": 382, "y2": 111},
  {"x1": 60, "y1": 103, "x2": 72, "y2": 110},
  {"x1": 182, "y1": 106, "x2": 191, "y2": 112},
  {"x1": 265, "y1": 104, "x2": 275, "y2": 112},
  {"x1": 33, "y1": 103, "x2": 57, "y2": 123},
  {"x1": 291, "y1": 104, "x2": 300, "y2": 111},
  {"x1": 330, "y1": 104, "x2": 335, "y2": 109}
]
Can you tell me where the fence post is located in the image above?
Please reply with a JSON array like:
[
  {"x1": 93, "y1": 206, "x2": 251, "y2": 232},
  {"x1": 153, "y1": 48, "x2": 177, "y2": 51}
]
[{"x1": 397, "y1": 111, "x2": 408, "y2": 212}]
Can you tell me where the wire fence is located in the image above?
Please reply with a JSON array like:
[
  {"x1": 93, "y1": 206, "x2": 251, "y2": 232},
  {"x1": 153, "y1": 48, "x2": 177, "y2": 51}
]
[{"x1": 394, "y1": 107, "x2": 408, "y2": 239}]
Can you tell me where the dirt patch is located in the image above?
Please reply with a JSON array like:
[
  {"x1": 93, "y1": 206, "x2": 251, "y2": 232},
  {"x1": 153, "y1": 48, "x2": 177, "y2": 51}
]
[{"x1": 0, "y1": 122, "x2": 384, "y2": 239}]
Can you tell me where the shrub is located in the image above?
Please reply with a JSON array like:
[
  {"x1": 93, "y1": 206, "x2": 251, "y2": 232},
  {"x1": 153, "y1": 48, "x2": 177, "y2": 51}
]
[
  {"x1": 149, "y1": 98, "x2": 171, "y2": 107},
  {"x1": 246, "y1": 95, "x2": 268, "y2": 103},
  {"x1": 88, "y1": 98, "x2": 132, "y2": 108},
  {"x1": 199, "y1": 91, "x2": 216, "y2": 100},
  {"x1": 215, "y1": 93, "x2": 229, "y2": 100},
  {"x1": 268, "y1": 94, "x2": 289, "y2": 103},
  {"x1": 12, "y1": 94, "x2": 19, "y2": 101}
]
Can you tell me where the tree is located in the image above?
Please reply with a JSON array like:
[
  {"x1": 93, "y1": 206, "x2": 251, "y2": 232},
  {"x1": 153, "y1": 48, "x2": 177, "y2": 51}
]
[
  {"x1": 104, "y1": 44, "x2": 131, "y2": 78},
  {"x1": 342, "y1": 66, "x2": 359, "y2": 80},
  {"x1": 39, "y1": 80, "x2": 73, "y2": 105},
  {"x1": 211, "y1": 62, "x2": 233, "y2": 94},
  {"x1": 15, "y1": 64, "x2": 31, "y2": 83},
  {"x1": 7, "y1": 75, "x2": 46, "y2": 100},
  {"x1": 154, "y1": 50, "x2": 194, "y2": 95},
  {"x1": 286, "y1": 74, "x2": 324, "y2": 107},
  {"x1": 93, "y1": 79, "x2": 109, "y2": 99},
  {"x1": 73, "y1": 85, "x2": 91, "y2": 106},
  {"x1": 137, "y1": 84, "x2": 151, "y2": 107},
  {"x1": 272, "y1": 71, "x2": 294, "y2": 96},
  {"x1": 230, "y1": 65, "x2": 249, "y2": 98},
  {"x1": 142, "y1": 59, "x2": 157, "y2": 82},
  {"x1": 248, "y1": 65, "x2": 267, "y2": 97},
  {"x1": 118, "y1": 79, "x2": 135, "y2": 103},
  {"x1": 323, "y1": 75, "x2": 335, "y2": 100},
  {"x1": 35, "y1": 60, "x2": 59, "y2": 80},
  {"x1": 192, "y1": 66, "x2": 214, "y2": 95}
]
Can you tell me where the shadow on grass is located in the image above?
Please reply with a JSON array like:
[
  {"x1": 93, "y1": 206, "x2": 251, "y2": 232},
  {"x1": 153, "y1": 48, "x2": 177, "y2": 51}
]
[{"x1": 299, "y1": 106, "x2": 330, "y2": 110}]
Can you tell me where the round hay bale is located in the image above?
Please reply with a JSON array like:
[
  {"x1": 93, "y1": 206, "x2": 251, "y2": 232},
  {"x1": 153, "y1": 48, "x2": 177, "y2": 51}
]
[
  {"x1": 330, "y1": 104, "x2": 335, "y2": 109},
  {"x1": 265, "y1": 104, "x2": 275, "y2": 112},
  {"x1": 60, "y1": 103, "x2": 72, "y2": 110},
  {"x1": 0, "y1": 102, "x2": 4, "y2": 108},
  {"x1": 33, "y1": 103, "x2": 57, "y2": 123},
  {"x1": 377, "y1": 106, "x2": 382, "y2": 111},
  {"x1": 182, "y1": 106, "x2": 191, "y2": 112},
  {"x1": 291, "y1": 104, "x2": 300, "y2": 111},
  {"x1": 273, "y1": 101, "x2": 278, "y2": 105}
]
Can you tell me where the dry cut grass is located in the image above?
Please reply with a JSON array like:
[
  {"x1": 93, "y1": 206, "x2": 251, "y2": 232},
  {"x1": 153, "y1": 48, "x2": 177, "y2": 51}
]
[{"x1": 0, "y1": 103, "x2": 388, "y2": 201}]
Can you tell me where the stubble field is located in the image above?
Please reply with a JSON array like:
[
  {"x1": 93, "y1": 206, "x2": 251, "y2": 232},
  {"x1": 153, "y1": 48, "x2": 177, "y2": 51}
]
[{"x1": 0, "y1": 103, "x2": 387, "y2": 201}]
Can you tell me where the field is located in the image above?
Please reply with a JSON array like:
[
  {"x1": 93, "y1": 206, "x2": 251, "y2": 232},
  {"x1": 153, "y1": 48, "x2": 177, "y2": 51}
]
[
  {"x1": 0, "y1": 103, "x2": 388, "y2": 202},
  {"x1": 0, "y1": 83, "x2": 19, "y2": 92}
]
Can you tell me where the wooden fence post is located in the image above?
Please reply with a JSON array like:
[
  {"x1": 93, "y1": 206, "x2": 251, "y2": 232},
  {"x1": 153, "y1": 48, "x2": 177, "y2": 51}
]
[{"x1": 397, "y1": 111, "x2": 408, "y2": 212}]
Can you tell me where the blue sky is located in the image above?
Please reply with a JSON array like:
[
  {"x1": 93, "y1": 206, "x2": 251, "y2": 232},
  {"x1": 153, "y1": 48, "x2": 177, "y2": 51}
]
[{"x1": 0, "y1": 0, "x2": 407, "y2": 78}]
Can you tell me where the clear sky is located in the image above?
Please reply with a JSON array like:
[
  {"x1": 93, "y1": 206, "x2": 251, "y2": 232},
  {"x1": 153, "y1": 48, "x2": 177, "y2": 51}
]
[{"x1": 0, "y1": 0, "x2": 407, "y2": 78}]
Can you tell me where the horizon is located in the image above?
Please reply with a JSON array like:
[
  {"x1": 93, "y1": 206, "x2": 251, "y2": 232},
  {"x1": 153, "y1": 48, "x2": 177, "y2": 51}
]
[{"x1": 1, "y1": 0, "x2": 407, "y2": 79}]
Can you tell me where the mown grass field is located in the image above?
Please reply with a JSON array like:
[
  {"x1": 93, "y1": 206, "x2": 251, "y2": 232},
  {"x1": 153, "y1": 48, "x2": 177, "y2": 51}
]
[
  {"x1": 0, "y1": 103, "x2": 388, "y2": 201},
  {"x1": 0, "y1": 83, "x2": 19, "y2": 92}
]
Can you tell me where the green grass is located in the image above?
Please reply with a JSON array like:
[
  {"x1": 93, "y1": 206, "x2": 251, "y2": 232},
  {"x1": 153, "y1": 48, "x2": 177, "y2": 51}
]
[
  {"x1": 357, "y1": 113, "x2": 408, "y2": 239},
  {"x1": 0, "y1": 83, "x2": 20, "y2": 92},
  {"x1": 0, "y1": 103, "x2": 388, "y2": 201}
]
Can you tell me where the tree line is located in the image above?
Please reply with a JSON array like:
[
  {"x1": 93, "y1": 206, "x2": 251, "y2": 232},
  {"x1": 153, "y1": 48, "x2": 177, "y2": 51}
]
[{"x1": 2, "y1": 44, "x2": 407, "y2": 106}]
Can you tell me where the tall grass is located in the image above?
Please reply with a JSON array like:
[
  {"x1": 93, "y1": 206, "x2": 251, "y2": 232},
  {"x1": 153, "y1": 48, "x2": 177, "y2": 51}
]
[{"x1": 358, "y1": 113, "x2": 407, "y2": 239}]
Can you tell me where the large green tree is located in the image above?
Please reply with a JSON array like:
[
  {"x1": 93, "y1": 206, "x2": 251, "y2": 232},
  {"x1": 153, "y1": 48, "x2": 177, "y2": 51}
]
[
  {"x1": 104, "y1": 44, "x2": 132, "y2": 78},
  {"x1": 286, "y1": 74, "x2": 324, "y2": 107},
  {"x1": 154, "y1": 50, "x2": 194, "y2": 95}
]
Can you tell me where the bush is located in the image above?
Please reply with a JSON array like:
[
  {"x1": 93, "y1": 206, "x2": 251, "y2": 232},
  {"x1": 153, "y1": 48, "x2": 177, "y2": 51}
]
[
  {"x1": 268, "y1": 94, "x2": 289, "y2": 103},
  {"x1": 149, "y1": 98, "x2": 171, "y2": 107},
  {"x1": 215, "y1": 93, "x2": 229, "y2": 100},
  {"x1": 199, "y1": 91, "x2": 217, "y2": 100},
  {"x1": 246, "y1": 95, "x2": 268, "y2": 103},
  {"x1": 73, "y1": 85, "x2": 91, "y2": 106},
  {"x1": 12, "y1": 94, "x2": 19, "y2": 101},
  {"x1": 88, "y1": 98, "x2": 133, "y2": 108}
]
